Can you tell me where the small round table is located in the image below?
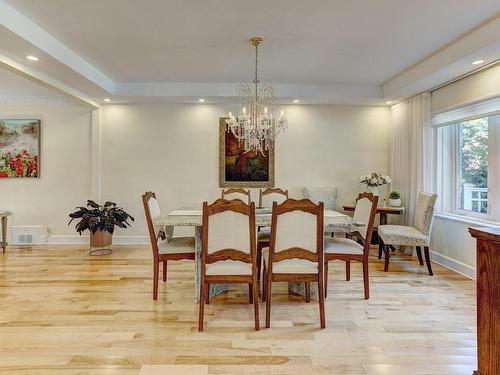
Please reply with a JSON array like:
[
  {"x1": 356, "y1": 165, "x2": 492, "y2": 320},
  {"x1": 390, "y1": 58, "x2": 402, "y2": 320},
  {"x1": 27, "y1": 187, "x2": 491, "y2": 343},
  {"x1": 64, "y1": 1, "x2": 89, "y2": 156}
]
[{"x1": 0, "y1": 211, "x2": 12, "y2": 254}]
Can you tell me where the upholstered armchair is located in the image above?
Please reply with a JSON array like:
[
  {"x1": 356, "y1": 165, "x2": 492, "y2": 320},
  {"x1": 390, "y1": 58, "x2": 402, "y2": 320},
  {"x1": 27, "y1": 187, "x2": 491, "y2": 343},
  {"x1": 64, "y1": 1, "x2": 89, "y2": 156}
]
[
  {"x1": 304, "y1": 187, "x2": 337, "y2": 237},
  {"x1": 378, "y1": 192, "x2": 437, "y2": 275},
  {"x1": 303, "y1": 187, "x2": 337, "y2": 210}
]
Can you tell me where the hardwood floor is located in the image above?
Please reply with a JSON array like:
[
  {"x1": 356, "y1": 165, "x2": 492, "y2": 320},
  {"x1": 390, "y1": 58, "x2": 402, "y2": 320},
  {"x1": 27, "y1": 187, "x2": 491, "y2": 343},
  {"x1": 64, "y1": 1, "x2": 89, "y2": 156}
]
[{"x1": 0, "y1": 245, "x2": 476, "y2": 374}]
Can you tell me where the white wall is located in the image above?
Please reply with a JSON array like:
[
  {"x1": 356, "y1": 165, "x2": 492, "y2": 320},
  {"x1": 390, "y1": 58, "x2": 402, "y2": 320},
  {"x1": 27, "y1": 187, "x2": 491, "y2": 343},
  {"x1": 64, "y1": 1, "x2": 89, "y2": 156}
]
[
  {"x1": 0, "y1": 102, "x2": 390, "y2": 242},
  {"x1": 101, "y1": 103, "x2": 391, "y2": 237},
  {"x1": 430, "y1": 217, "x2": 477, "y2": 278},
  {"x1": 0, "y1": 103, "x2": 92, "y2": 237}
]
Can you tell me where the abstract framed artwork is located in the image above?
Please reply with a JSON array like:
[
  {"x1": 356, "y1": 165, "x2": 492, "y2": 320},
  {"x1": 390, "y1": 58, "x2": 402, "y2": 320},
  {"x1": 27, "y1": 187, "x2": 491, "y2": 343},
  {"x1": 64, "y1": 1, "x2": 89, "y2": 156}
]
[
  {"x1": 0, "y1": 119, "x2": 40, "y2": 178},
  {"x1": 219, "y1": 117, "x2": 274, "y2": 188}
]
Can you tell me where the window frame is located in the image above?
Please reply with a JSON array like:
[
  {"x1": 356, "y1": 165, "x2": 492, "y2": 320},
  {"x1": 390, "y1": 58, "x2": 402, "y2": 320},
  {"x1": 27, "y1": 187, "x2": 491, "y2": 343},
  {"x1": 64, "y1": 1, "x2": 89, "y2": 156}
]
[{"x1": 434, "y1": 110, "x2": 500, "y2": 223}]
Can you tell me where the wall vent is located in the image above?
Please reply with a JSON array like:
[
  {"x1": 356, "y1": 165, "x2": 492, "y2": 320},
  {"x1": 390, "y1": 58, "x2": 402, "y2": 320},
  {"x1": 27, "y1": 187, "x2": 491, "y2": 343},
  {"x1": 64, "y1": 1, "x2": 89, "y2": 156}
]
[
  {"x1": 10, "y1": 226, "x2": 43, "y2": 245},
  {"x1": 17, "y1": 233, "x2": 34, "y2": 244}
]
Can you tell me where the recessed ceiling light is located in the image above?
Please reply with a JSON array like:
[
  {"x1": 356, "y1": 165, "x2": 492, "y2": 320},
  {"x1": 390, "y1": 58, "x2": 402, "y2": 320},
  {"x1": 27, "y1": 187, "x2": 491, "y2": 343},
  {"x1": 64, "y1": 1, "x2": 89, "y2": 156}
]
[
  {"x1": 472, "y1": 59, "x2": 484, "y2": 65},
  {"x1": 385, "y1": 101, "x2": 393, "y2": 105},
  {"x1": 292, "y1": 99, "x2": 300, "y2": 103},
  {"x1": 198, "y1": 98, "x2": 206, "y2": 103},
  {"x1": 103, "y1": 98, "x2": 111, "y2": 102},
  {"x1": 26, "y1": 55, "x2": 39, "y2": 61}
]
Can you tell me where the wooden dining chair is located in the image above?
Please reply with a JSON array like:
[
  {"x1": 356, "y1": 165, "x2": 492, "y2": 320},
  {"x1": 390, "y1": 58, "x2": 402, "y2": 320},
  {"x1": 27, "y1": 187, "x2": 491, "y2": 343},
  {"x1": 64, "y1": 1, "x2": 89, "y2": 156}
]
[
  {"x1": 142, "y1": 192, "x2": 195, "y2": 300},
  {"x1": 262, "y1": 199, "x2": 325, "y2": 328},
  {"x1": 221, "y1": 188, "x2": 251, "y2": 204},
  {"x1": 324, "y1": 193, "x2": 378, "y2": 299},
  {"x1": 198, "y1": 199, "x2": 260, "y2": 331},
  {"x1": 257, "y1": 188, "x2": 289, "y2": 283}
]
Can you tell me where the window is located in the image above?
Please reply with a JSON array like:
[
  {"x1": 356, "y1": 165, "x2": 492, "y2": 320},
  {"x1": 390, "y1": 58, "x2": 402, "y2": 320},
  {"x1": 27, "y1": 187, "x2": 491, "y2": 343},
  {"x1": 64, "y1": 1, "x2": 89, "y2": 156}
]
[
  {"x1": 456, "y1": 118, "x2": 488, "y2": 214},
  {"x1": 433, "y1": 97, "x2": 500, "y2": 221}
]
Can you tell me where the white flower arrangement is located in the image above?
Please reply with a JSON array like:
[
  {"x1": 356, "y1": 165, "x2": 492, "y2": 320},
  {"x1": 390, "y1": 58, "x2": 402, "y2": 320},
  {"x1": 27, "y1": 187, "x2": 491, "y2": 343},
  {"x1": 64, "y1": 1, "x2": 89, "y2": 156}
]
[{"x1": 360, "y1": 172, "x2": 392, "y2": 187}]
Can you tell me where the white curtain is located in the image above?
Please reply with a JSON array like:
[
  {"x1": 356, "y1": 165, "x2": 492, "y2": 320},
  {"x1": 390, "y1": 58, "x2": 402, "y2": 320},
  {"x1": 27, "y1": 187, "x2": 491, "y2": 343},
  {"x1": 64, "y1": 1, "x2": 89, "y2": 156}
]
[{"x1": 390, "y1": 93, "x2": 432, "y2": 226}]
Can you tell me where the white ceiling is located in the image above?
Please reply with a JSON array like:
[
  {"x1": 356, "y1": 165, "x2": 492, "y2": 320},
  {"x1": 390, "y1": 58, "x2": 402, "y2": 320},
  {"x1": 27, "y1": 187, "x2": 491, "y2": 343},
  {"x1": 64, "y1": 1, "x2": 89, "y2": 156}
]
[
  {"x1": 6, "y1": 0, "x2": 500, "y2": 84},
  {"x1": 0, "y1": 0, "x2": 499, "y2": 106}
]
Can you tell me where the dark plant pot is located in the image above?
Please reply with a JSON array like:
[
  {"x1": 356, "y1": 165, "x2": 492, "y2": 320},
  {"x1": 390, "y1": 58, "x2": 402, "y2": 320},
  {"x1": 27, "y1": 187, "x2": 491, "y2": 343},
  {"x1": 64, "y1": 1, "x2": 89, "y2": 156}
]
[{"x1": 90, "y1": 230, "x2": 112, "y2": 248}]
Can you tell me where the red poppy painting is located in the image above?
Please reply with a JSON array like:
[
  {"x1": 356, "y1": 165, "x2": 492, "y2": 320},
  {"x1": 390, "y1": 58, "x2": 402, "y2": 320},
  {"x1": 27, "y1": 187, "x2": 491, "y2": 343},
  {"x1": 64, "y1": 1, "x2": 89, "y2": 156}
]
[
  {"x1": 0, "y1": 119, "x2": 40, "y2": 178},
  {"x1": 219, "y1": 118, "x2": 274, "y2": 188}
]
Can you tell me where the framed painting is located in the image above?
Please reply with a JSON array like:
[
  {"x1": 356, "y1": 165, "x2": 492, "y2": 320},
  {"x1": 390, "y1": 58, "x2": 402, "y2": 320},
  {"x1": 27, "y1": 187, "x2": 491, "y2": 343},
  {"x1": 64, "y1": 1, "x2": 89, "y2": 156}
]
[
  {"x1": 0, "y1": 119, "x2": 40, "y2": 178},
  {"x1": 219, "y1": 117, "x2": 274, "y2": 188}
]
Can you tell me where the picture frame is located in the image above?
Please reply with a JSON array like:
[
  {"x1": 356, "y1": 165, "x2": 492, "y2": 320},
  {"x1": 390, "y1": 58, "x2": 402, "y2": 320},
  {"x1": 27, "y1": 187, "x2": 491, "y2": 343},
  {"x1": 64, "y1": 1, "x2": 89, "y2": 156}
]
[
  {"x1": 0, "y1": 118, "x2": 41, "y2": 178},
  {"x1": 219, "y1": 117, "x2": 274, "y2": 188}
]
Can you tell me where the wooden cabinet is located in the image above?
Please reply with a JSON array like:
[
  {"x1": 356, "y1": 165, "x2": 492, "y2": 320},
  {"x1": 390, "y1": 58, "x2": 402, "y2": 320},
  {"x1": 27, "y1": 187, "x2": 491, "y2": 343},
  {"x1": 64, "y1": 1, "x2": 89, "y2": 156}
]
[{"x1": 468, "y1": 227, "x2": 500, "y2": 375}]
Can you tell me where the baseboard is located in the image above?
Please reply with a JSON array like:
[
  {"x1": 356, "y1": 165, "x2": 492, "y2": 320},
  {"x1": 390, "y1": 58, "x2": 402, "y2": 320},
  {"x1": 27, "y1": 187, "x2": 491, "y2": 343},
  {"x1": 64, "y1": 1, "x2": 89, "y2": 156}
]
[
  {"x1": 430, "y1": 250, "x2": 476, "y2": 280},
  {"x1": 42, "y1": 235, "x2": 149, "y2": 245}
]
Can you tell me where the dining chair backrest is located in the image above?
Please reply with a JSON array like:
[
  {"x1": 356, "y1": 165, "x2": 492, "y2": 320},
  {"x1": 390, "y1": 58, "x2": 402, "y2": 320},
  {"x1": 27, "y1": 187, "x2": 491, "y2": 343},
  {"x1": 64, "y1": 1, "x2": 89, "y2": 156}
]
[
  {"x1": 414, "y1": 192, "x2": 437, "y2": 236},
  {"x1": 303, "y1": 187, "x2": 337, "y2": 210},
  {"x1": 259, "y1": 187, "x2": 288, "y2": 208},
  {"x1": 142, "y1": 191, "x2": 174, "y2": 255},
  {"x1": 269, "y1": 199, "x2": 324, "y2": 267},
  {"x1": 352, "y1": 192, "x2": 378, "y2": 250},
  {"x1": 221, "y1": 188, "x2": 251, "y2": 204},
  {"x1": 202, "y1": 199, "x2": 256, "y2": 262}
]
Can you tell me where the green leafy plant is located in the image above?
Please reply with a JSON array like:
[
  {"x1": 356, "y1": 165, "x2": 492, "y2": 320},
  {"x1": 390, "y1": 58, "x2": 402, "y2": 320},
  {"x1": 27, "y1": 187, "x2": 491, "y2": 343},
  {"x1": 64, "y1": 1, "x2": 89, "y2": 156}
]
[
  {"x1": 68, "y1": 200, "x2": 134, "y2": 235},
  {"x1": 389, "y1": 191, "x2": 401, "y2": 199}
]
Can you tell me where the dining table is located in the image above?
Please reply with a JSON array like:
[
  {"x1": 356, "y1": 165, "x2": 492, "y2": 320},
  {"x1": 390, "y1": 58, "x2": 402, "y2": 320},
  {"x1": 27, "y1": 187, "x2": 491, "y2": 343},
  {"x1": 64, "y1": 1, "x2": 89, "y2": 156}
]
[{"x1": 156, "y1": 207, "x2": 363, "y2": 302}]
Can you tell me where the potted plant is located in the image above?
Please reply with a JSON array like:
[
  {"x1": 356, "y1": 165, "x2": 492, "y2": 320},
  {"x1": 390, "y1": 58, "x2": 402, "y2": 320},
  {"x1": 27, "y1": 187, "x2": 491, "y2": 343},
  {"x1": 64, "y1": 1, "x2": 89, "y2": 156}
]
[
  {"x1": 389, "y1": 191, "x2": 401, "y2": 207},
  {"x1": 68, "y1": 200, "x2": 134, "y2": 251},
  {"x1": 359, "y1": 172, "x2": 392, "y2": 196}
]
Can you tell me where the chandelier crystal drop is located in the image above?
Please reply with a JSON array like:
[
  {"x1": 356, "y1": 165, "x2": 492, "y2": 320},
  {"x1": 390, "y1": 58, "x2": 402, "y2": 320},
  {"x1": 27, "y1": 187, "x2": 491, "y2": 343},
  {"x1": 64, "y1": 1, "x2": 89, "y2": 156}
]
[{"x1": 225, "y1": 37, "x2": 287, "y2": 153}]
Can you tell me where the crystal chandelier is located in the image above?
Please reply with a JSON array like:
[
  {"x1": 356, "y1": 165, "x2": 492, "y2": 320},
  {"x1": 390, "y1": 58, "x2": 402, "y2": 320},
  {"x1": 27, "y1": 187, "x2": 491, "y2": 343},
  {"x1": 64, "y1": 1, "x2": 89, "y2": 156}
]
[{"x1": 225, "y1": 37, "x2": 287, "y2": 153}]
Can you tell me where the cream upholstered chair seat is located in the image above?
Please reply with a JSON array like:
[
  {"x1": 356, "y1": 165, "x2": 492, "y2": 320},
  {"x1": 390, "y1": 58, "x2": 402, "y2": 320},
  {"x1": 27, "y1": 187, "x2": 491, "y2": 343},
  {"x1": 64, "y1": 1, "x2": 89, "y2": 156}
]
[
  {"x1": 324, "y1": 237, "x2": 363, "y2": 255},
  {"x1": 206, "y1": 260, "x2": 253, "y2": 276},
  {"x1": 157, "y1": 237, "x2": 195, "y2": 255},
  {"x1": 378, "y1": 225, "x2": 429, "y2": 246},
  {"x1": 262, "y1": 249, "x2": 318, "y2": 274}
]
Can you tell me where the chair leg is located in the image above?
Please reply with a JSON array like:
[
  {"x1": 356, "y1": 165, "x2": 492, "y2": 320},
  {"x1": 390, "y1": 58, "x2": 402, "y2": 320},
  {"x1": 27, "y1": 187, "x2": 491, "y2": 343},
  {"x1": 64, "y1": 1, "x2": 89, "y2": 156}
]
[
  {"x1": 198, "y1": 281, "x2": 206, "y2": 331},
  {"x1": 265, "y1": 273, "x2": 273, "y2": 328},
  {"x1": 256, "y1": 243, "x2": 263, "y2": 283},
  {"x1": 415, "y1": 246, "x2": 424, "y2": 265},
  {"x1": 262, "y1": 263, "x2": 267, "y2": 302},
  {"x1": 318, "y1": 274, "x2": 326, "y2": 329},
  {"x1": 362, "y1": 259, "x2": 369, "y2": 299},
  {"x1": 345, "y1": 261, "x2": 351, "y2": 281},
  {"x1": 162, "y1": 261, "x2": 167, "y2": 282},
  {"x1": 384, "y1": 245, "x2": 390, "y2": 272},
  {"x1": 205, "y1": 283, "x2": 210, "y2": 305},
  {"x1": 153, "y1": 259, "x2": 159, "y2": 300},
  {"x1": 252, "y1": 278, "x2": 260, "y2": 331},
  {"x1": 378, "y1": 239, "x2": 384, "y2": 259},
  {"x1": 324, "y1": 261, "x2": 329, "y2": 299},
  {"x1": 248, "y1": 283, "x2": 253, "y2": 304},
  {"x1": 305, "y1": 282, "x2": 311, "y2": 303},
  {"x1": 424, "y1": 246, "x2": 433, "y2": 276}
]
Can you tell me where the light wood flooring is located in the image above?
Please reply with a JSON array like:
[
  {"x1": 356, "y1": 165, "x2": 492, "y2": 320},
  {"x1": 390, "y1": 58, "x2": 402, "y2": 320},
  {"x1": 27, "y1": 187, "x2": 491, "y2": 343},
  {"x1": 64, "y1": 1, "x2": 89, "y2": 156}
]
[{"x1": 0, "y1": 245, "x2": 476, "y2": 374}]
